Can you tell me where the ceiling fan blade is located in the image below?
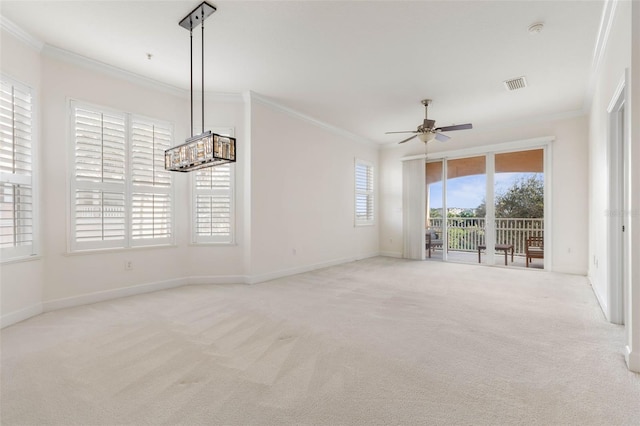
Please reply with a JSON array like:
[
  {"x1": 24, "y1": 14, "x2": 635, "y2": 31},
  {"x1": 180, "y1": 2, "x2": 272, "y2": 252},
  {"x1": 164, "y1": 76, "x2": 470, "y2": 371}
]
[
  {"x1": 434, "y1": 132, "x2": 450, "y2": 142},
  {"x1": 398, "y1": 134, "x2": 418, "y2": 144},
  {"x1": 385, "y1": 131, "x2": 418, "y2": 134},
  {"x1": 435, "y1": 123, "x2": 473, "y2": 132}
]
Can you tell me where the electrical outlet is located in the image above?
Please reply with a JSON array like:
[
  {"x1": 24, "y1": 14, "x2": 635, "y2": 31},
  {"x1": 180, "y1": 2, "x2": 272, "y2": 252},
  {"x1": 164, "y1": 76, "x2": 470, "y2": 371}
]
[{"x1": 125, "y1": 260, "x2": 133, "y2": 271}]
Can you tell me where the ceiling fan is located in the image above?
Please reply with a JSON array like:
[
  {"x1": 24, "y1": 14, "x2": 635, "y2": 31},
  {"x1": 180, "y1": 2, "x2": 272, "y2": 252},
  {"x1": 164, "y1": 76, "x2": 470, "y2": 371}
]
[{"x1": 386, "y1": 99, "x2": 473, "y2": 144}]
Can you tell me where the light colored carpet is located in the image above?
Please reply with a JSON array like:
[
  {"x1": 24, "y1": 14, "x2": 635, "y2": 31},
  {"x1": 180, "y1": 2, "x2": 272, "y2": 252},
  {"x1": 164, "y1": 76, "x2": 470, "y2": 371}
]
[{"x1": 2, "y1": 257, "x2": 639, "y2": 425}]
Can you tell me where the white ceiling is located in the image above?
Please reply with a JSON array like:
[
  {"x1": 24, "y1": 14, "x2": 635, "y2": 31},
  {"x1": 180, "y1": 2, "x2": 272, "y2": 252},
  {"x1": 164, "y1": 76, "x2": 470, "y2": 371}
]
[{"x1": 0, "y1": 0, "x2": 604, "y2": 144}]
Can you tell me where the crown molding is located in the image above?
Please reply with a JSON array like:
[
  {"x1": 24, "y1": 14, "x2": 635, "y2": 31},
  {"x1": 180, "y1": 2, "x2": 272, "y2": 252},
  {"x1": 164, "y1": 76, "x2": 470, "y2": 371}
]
[
  {"x1": 249, "y1": 91, "x2": 375, "y2": 146},
  {"x1": 42, "y1": 44, "x2": 188, "y2": 98},
  {"x1": 0, "y1": 16, "x2": 44, "y2": 51},
  {"x1": 41, "y1": 44, "x2": 243, "y2": 103}
]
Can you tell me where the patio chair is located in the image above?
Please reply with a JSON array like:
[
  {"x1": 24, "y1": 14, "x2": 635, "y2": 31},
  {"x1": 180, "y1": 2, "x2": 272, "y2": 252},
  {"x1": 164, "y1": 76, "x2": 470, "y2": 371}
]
[
  {"x1": 525, "y1": 236, "x2": 544, "y2": 267},
  {"x1": 426, "y1": 231, "x2": 443, "y2": 258}
]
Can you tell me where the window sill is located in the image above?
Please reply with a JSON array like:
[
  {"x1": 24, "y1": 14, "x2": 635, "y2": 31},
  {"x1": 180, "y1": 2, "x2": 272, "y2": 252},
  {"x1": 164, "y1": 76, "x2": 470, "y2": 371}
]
[
  {"x1": 65, "y1": 244, "x2": 178, "y2": 257},
  {"x1": 0, "y1": 254, "x2": 42, "y2": 265}
]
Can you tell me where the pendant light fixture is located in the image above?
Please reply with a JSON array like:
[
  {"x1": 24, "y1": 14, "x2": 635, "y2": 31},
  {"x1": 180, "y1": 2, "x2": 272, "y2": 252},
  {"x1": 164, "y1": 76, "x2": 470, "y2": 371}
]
[{"x1": 165, "y1": 1, "x2": 236, "y2": 172}]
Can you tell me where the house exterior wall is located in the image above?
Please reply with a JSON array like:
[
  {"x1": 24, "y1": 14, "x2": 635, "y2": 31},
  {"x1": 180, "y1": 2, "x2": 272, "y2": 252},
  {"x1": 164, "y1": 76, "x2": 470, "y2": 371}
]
[{"x1": 379, "y1": 115, "x2": 589, "y2": 275}]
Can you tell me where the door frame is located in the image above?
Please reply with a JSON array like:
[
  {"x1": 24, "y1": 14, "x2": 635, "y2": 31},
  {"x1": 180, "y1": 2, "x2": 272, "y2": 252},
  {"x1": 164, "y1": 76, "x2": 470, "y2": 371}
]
[
  {"x1": 423, "y1": 137, "x2": 553, "y2": 268},
  {"x1": 607, "y1": 73, "x2": 630, "y2": 325}
]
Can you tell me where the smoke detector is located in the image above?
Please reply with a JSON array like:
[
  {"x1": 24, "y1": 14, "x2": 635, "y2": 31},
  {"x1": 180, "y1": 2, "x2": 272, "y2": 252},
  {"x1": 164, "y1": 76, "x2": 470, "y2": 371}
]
[{"x1": 503, "y1": 76, "x2": 528, "y2": 91}]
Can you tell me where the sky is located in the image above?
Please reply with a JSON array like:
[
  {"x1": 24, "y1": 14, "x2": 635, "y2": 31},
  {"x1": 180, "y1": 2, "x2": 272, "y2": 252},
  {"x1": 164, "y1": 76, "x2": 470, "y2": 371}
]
[{"x1": 429, "y1": 172, "x2": 542, "y2": 209}]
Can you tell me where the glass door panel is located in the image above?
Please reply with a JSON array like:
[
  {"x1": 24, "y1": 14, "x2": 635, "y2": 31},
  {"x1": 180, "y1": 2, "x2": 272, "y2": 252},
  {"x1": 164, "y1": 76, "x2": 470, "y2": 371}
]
[
  {"x1": 426, "y1": 160, "x2": 443, "y2": 260},
  {"x1": 446, "y1": 156, "x2": 486, "y2": 264},
  {"x1": 495, "y1": 149, "x2": 544, "y2": 268}
]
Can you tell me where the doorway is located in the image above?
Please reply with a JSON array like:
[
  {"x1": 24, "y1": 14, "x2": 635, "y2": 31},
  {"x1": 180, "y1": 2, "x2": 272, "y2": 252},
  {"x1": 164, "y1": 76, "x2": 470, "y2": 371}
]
[
  {"x1": 425, "y1": 149, "x2": 546, "y2": 268},
  {"x1": 608, "y1": 80, "x2": 629, "y2": 325}
]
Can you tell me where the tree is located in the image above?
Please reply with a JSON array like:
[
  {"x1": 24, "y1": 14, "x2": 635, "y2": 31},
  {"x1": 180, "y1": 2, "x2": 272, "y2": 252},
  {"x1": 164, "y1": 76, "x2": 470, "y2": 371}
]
[{"x1": 475, "y1": 175, "x2": 544, "y2": 218}]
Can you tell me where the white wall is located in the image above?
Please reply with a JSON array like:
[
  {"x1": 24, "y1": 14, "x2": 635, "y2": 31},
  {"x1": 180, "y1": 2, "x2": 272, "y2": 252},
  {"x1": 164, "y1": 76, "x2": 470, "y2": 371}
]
[
  {"x1": 186, "y1": 95, "x2": 246, "y2": 282},
  {"x1": 0, "y1": 28, "x2": 380, "y2": 325},
  {"x1": 0, "y1": 29, "x2": 45, "y2": 326},
  {"x1": 39, "y1": 51, "x2": 190, "y2": 306},
  {"x1": 379, "y1": 115, "x2": 589, "y2": 275},
  {"x1": 629, "y1": 0, "x2": 640, "y2": 372},
  {"x1": 587, "y1": 0, "x2": 640, "y2": 372},
  {"x1": 1, "y1": 29, "x2": 250, "y2": 322},
  {"x1": 587, "y1": 0, "x2": 631, "y2": 320},
  {"x1": 248, "y1": 97, "x2": 379, "y2": 280}
]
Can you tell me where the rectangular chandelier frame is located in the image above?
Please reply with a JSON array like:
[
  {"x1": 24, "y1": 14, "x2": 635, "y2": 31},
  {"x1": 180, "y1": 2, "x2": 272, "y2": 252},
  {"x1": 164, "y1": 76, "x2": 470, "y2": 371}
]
[{"x1": 165, "y1": 130, "x2": 236, "y2": 172}]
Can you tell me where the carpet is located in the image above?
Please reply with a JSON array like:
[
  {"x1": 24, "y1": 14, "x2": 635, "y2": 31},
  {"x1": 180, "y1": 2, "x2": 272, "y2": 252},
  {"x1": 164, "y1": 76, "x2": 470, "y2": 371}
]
[{"x1": 2, "y1": 257, "x2": 639, "y2": 425}]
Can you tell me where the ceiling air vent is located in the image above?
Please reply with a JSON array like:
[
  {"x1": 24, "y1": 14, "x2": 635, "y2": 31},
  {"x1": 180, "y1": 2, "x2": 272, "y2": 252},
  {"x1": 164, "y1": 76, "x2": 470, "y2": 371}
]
[{"x1": 503, "y1": 76, "x2": 527, "y2": 91}]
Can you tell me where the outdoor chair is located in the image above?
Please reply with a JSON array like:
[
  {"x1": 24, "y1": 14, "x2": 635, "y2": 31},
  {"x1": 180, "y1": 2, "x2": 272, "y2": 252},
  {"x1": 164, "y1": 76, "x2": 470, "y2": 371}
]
[
  {"x1": 426, "y1": 231, "x2": 443, "y2": 258},
  {"x1": 525, "y1": 236, "x2": 544, "y2": 267}
]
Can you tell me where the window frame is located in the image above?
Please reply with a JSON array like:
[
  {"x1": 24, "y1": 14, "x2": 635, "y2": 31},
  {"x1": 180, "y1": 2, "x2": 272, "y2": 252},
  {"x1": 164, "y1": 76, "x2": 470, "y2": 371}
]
[
  {"x1": 68, "y1": 99, "x2": 174, "y2": 252},
  {"x1": 354, "y1": 158, "x2": 374, "y2": 226},
  {"x1": 0, "y1": 74, "x2": 39, "y2": 262},
  {"x1": 191, "y1": 127, "x2": 236, "y2": 245}
]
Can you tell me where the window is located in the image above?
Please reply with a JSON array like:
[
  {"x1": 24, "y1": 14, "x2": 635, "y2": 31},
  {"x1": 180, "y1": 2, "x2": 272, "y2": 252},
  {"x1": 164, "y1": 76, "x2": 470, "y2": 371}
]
[
  {"x1": 355, "y1": 159, "x2": 374, "y2": 225},
  {"x1": 70, "y1": 101, "x2": 173, "y2": 251},
  {"x1": 0, "y1": 76, "x2": 37, "y2": 261},
  {"x1": 192, "y1": 128, "x2": 235, "y2": 244}
]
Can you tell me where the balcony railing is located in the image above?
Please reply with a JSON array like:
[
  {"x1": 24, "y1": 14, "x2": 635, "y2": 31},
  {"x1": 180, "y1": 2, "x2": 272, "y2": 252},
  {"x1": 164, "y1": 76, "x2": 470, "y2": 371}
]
[{"x1": 427, "y1": 217, "x2": 543, "y2": 255}]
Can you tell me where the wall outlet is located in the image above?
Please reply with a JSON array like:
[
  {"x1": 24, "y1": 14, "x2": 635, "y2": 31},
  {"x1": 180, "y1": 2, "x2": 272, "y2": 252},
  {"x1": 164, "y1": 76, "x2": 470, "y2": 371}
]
[{"x1": 125, "y1": 260, "x2": 133, "y2": 271}]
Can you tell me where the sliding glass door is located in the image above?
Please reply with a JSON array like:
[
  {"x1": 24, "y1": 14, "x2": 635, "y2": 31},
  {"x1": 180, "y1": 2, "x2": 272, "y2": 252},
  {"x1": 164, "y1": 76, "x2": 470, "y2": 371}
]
[
  {"x1": 425, "y1": 148, "x2": 546, "y2": 269},
  {"x1": 495, "y1": 149, "x2": 544, "y2": 268}
]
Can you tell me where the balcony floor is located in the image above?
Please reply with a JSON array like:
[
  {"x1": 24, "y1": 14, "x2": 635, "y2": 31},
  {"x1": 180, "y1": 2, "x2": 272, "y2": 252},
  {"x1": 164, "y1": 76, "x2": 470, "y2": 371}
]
[{"x1": 425, "y1": 249, "x2": 544, "y2": 270}]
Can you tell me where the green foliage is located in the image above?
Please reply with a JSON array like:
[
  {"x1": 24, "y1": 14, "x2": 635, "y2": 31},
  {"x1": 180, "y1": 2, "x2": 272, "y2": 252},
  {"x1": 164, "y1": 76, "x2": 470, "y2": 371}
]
[
  {"x1": 496, "y1": 175, "x2": 544, "y2": 218},
  {"x1": 476, "y1": 175, "x2": 544, "y2": 218}
]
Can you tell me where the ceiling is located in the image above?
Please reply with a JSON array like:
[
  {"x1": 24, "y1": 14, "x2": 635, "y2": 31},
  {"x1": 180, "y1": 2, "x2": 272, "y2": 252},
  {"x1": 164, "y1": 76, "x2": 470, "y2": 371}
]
[{"x1": 0, "y1": 0, "x2": 604, "y2": 144}]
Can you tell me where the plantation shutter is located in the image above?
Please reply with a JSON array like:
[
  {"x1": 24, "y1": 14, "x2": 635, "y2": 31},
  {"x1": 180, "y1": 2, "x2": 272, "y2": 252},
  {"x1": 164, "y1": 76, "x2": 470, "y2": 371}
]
[
  {"x1": 70, "y1": 102, "x2": 173, "y2": 251},
  {"x1": 0, "y1": 77, "x2": 35, "y2": 258},
  {"x1": 131, "y1": 118, "x2": 172, "y2": 244},
  {"x1": 71, "y1": 103, "x2": 126, "y2": 249},
  {"x1": 192, "y1": 127, "x2": 234, "y2": 244},
  {"x1": 355, "y1": 159, "x2": 374, "y2": 225},
  {"x1": 194, "y1": 164, "x2": 233, "y2": 243}
]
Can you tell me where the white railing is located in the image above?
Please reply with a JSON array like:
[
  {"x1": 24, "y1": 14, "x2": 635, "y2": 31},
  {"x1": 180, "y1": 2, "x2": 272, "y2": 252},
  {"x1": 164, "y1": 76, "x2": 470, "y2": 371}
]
[{"x1": 427, "y1": 217, "x2": 543, "y2": 255}]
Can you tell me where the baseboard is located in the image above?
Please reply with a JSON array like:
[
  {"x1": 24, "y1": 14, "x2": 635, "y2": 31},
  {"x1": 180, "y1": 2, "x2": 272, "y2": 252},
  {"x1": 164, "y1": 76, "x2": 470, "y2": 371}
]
[
  {"x1": 588, "y1": 276, "x2": 610, "y2": 322},
  {"x1": 188, "y1": 275, "x2": 248, "y2": 285},
  {"x1": 624, "y1": 346, "x2": 640, "y2": 373},
  {"x1": 246, "y1": 256, "x2": 358, "y2": 284},
  {"x1": 43, "y1": 277, "x2": 189, "y2": 312},
  {"x1": 357, "y1": 252, "x2": 382, "y2": 260},
  {"x1": 9, "y1": 256, "x2": 382, "y2": 320},
  {"x1": 0, "y1": 303, "x2": 43, "y2": 329},
  {"x1": 379, "y1": 251, "x2": 403, "y2": 258}
]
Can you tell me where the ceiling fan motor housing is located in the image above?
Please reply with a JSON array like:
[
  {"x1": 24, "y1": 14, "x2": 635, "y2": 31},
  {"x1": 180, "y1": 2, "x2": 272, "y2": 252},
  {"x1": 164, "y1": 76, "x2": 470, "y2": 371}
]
[{"x1": 423, "y1": 119, "x2": 436, "y2": 130}]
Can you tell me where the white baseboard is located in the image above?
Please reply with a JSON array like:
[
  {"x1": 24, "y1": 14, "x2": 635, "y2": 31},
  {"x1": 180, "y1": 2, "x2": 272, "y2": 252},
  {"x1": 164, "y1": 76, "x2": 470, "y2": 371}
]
[
  {"x1": 5, "y1": 256, "x2": 381, "y2": 325},
  {"x1": 246, "y1": 256, "x2": 358, "y2": 284},
  {"x1": 379, "y1": 251, "x2": 403, "y2": 258},
  {"x1": 43, "y1": 277, "x2": 189, "y2": 312},
  {"x1": 188, "y1": 275, "x2": 248, "y2": 285},
  {"x1": 588, "y1": 276, "x2": 610, "y2": 322},
  {"x1": 625, "y1": 346, "x2": 640, "y2": 373},
  {"x1": 0, "y1": 303, "x2": 43, "y2": 328}
]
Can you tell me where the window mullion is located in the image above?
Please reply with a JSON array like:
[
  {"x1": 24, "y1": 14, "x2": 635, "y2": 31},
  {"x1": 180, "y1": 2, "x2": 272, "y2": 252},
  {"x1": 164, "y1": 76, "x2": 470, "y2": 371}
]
[
  {"x1": 11, "y1": 86, "x2": 16, "y2": 174},
  {"x1": 126, "y1": 113, "x2": 132, "y2": 248}
]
